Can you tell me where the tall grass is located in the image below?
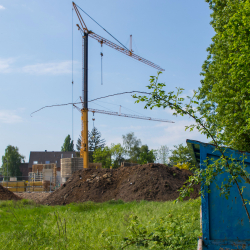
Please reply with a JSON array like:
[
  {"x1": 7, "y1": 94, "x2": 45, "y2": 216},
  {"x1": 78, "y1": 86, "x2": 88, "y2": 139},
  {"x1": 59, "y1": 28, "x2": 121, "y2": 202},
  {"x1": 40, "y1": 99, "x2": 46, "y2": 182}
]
[{"x1": 0, "y1": 198, "x2": 200, "y2": 250}]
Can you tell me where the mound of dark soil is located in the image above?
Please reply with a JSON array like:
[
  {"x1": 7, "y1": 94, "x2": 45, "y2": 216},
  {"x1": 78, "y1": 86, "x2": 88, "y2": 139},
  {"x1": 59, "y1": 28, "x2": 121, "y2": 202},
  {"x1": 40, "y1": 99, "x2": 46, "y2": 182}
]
[
  {"x1": 0, "y1": 184, "x2": 21, "y2": 200},
  {"x1": 42, "y1": 163, "x2": 199, "y2": 205}
]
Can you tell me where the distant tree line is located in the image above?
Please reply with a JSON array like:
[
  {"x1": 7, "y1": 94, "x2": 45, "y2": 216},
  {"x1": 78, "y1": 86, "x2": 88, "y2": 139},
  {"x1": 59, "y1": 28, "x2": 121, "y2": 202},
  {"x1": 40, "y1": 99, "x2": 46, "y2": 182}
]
[
  {"x1": 0, "y1": 130, "x2": 194, "y2": 178},
  {"x1": 71, "y1": 127, "x2": 194, "y2": 169}
]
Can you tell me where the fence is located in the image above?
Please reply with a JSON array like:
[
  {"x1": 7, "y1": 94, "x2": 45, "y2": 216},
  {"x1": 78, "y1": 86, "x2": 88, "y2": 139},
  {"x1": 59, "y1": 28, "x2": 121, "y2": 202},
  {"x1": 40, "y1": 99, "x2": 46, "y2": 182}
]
[
  {"x1": 0, "y1": 165, "x2": 105, "y2": 192},
  {"x1": 0, "y1": 176, "x2": 60, "y2": 192}
]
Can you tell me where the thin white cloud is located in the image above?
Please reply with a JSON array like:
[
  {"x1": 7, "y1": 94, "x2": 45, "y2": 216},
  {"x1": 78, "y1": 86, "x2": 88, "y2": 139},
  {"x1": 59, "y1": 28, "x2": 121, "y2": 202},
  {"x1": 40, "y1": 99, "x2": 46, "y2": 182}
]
[
  {"x1": 0, "y1": 58, "x2": 79, "y2": 75},
  {"x1": 22, "y1": 61, "x2": 73, "y2": 75},
  {"x1": 0, "y1": 5, "x2": 6, "y2": 10},
  {"x1": 0, "y1": 58, "x2": 14, "y2": 73},
  {"x1": 0, "y1": 110, "x2": 23, "y2": 124}
]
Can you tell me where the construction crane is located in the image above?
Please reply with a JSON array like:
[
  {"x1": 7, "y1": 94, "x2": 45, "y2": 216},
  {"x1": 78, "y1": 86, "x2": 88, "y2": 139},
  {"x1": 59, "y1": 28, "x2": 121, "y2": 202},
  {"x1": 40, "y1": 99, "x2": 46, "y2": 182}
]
[
  {"x1": 72, "y1": 2, "x2": 166, "y2": 168},
  {"x1": 73, "y1": 104, "x2": 174, "y2": 123}
]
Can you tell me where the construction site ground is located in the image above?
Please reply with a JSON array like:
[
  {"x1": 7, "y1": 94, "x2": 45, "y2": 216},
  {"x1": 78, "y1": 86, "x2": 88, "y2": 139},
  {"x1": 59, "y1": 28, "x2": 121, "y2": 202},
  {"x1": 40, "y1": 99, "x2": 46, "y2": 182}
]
[
  {"x1": 14, "y1": 192, "x2": 50, "y2": 203},
  {"x1": 42, "y1": 163, "x2": 199, "y2": 205},
  {"x1": 0, "y1": 164, "x2": 200, "y2": 204}
]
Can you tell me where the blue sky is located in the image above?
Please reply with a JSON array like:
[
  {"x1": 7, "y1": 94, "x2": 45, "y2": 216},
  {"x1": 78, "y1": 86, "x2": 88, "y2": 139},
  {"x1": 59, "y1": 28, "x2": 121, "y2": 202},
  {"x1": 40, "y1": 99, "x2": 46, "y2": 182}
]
[{"x1": 0, "y1": 0, "x2": 213, "y2": 164}]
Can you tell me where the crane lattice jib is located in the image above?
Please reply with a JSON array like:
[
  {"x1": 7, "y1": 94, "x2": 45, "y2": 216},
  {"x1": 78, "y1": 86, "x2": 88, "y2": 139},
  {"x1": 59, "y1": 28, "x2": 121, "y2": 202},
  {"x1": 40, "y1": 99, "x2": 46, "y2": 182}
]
[
  {"x1": 88, "y1": 32, "x2": 165, "y2": 71},
  {"x1": 72, "y1": 2, "x2": 88, "y2": 31},
  {"x1": 88, "y1": 108, "x2": 173, "y2": 122},
  {"x1": 73, "y1": 105, "x2": 173, "y2": 123},
  {"x1": 73, "y1": 2, "x2": 165, "y2": 72}
]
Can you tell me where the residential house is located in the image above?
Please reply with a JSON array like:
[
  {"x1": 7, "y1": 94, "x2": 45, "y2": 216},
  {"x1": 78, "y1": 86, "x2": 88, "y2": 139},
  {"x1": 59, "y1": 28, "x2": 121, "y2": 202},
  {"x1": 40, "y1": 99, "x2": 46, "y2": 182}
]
[{"x1": 28, "y1": 151, "x2": 77, "y2": 172}]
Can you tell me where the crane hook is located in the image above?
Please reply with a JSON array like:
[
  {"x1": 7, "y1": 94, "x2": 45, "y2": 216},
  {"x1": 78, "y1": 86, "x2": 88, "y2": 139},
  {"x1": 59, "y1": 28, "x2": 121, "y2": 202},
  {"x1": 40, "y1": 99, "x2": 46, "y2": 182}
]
[
  {"x1": 100, "y1": 44, "x2": 103, "y2": 85},
  {"x1": 92, "y1": 111, "x2": 95, "y2": 127}
]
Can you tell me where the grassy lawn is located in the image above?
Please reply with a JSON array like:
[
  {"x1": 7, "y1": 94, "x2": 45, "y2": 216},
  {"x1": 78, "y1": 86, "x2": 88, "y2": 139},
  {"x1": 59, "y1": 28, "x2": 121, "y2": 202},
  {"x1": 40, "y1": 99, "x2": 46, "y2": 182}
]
[{"x1": 0, "y1": 198, "x2": 201, "y2": 250}]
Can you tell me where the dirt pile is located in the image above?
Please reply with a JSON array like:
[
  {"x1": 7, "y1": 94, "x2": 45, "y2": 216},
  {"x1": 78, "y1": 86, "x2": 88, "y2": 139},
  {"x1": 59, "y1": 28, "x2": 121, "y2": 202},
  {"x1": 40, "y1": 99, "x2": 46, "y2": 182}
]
[
  {"x1": 41, "y1": 163, "x2": 199, "y2": 205},
  {"x1": 0, "y1": 184, "x2": 21, "y2": 201}
]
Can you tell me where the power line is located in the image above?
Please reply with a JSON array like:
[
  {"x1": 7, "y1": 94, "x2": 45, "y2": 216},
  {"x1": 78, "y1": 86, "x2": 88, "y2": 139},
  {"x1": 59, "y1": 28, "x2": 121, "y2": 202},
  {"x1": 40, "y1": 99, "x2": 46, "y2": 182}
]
[
  {"x1": 30, "y1": 91, "x2": 150, "y2": 117},
  {"x1": 93, "y1": 99, "x2": 145, "y2": 116},
  {"x1": 89, "y1": 91, "x2": 149, "y2": 103}
]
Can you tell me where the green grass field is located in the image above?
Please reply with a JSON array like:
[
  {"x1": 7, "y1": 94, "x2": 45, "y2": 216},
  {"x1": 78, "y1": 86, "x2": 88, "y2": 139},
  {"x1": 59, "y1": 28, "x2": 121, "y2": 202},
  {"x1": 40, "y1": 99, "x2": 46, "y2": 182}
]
[{"x1": 0, "y1": 198, "x2": 201, "y2": 250}]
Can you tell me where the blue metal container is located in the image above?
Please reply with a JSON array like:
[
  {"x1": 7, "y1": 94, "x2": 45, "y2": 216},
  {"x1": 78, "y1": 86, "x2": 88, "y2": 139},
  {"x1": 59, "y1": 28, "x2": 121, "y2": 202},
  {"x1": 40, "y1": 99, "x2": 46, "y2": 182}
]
[{"x1": 187, "y1": 139, "x2": 250, "y2": 250}]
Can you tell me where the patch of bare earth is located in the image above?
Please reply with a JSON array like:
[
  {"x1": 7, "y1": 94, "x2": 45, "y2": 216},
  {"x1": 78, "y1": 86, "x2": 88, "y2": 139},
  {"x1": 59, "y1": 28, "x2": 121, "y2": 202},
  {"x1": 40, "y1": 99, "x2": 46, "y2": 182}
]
[{"x1": 14, "y1": 192, "x2": 50, "y2": 203}]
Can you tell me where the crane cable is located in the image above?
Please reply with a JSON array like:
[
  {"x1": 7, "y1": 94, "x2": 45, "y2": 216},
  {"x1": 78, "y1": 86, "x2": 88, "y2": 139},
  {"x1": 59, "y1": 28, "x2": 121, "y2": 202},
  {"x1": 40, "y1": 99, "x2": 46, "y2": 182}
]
[
  {"x1": 92, "y1": 112, "x2": 95, "y2": 127},
  {"x1": 72, "y1": 6, "x2": 74, "y2": 143},
  {"x1": 75, "y1": 3, "x2": 130, "y2": 52},
  {"x1": 101, "y1": 45, "x2": 103, "y2": 85},
  {"x1": 93, "y1": 99, "x2": 146, "y2": 117}
]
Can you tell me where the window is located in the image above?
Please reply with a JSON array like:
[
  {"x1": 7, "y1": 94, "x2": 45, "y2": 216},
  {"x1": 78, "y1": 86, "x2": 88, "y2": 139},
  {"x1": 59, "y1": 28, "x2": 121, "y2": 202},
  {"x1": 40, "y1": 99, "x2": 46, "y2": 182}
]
[
  {"x1": 55, "y1": 161, "x2": 57, "y2": 164},
  {"x1": 45, "y1": 161, "x2": 50, "y2": 164},
  {"x1": 33, "y1": 161, "x2": 38, "y2": 164}
]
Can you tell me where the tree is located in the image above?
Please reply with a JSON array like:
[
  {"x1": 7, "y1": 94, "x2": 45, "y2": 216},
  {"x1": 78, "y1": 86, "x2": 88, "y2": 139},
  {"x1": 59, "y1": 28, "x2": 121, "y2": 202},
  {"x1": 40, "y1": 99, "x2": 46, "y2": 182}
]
[
  {"x1": 1, "y1": 145, "x2": 24, "y2": 178},
  {"x1": 76, "y1": 127, "x2": 106, "y2": 160},
  {"x1": 169, "y1": 144, "x2": 193, "y2": 166},
  {"x1": 122, "y1": 132, "x2": 141, "y2": 162},
  {"x1": 157, "y1": 145, "x2": 169, "y2": 164},
  {"x1": 76, "y1": 127, "x2": 105, "y2": 152},
  {"x1": 198, "y1": 0, "x2": 250, "y2": 151},
  {"x1": 93, "y1": 146, "x2": 111, "y2": 168},
  {"x1": 89, "y1": 127, "x2": 106, "y2": 152},
  {"x1": 138, "y1": 145, "x2": 156, "y2": 164},
  {"x1": 76, "y1": 137, "x2": 81, "y2": 153},
  {"x1": 61, "y1": 135, "x2": 74, "y2": 152},
  {"x1": 133, "y1": 72, "x2": 250, "y2": 221},
  {"x1": 110, "y1": 143, "x2": 125, "y2": 168}
]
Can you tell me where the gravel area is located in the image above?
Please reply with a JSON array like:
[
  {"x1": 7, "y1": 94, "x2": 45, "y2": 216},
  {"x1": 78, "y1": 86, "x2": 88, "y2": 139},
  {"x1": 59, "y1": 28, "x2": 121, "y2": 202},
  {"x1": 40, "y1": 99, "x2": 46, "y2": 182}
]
[{"x1": 14, "y1": 192, "x2": 51, "y2": 203}]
